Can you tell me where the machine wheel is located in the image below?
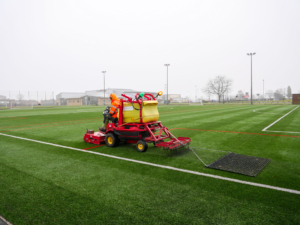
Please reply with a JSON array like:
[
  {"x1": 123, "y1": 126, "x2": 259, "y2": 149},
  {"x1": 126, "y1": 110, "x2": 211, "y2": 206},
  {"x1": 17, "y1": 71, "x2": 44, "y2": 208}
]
[
  {"x1": 105, "y1": 133, "x2": 120, "y2": 147},
  {"x1": 136, "y1": 140, "x2": 148, "y2": 152}
]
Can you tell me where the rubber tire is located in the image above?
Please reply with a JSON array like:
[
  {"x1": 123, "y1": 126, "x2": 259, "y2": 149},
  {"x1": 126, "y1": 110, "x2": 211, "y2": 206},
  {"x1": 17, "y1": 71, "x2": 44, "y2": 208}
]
[
  {"x1": 136, "y1": 140, "x2": 148, "y2": 152},
  {"x1": 105, "y1": 133, "x2": 120, "y2": 147}
]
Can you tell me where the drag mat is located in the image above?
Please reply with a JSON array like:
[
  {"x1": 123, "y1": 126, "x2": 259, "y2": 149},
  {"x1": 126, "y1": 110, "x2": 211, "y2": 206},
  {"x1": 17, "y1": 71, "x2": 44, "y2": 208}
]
[{"x1": 205, "y1": 153, "x2": 271, "y2": 177}]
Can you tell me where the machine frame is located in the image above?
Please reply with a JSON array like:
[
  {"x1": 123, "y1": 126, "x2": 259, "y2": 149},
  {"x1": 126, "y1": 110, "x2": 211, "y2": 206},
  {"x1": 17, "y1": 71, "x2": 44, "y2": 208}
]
[{"x1": 84, "y1": 93, "x2": 191, "y2": 152}]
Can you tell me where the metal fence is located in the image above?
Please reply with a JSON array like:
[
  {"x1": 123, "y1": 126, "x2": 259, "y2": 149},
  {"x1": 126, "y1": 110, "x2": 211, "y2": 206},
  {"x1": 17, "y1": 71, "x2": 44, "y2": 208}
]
[
  {"x1": 0, "y1": 91, "x2": 56, "y2": 108},
  {"x1": 0, "y1": 90, "x2": 293, "y2": 109},
  {"x1": 208, "y1": 100, "x2": 293, "y2": 105},
  {"x1": 164, "y1": 100, "x2": 293, "y2": 105}
]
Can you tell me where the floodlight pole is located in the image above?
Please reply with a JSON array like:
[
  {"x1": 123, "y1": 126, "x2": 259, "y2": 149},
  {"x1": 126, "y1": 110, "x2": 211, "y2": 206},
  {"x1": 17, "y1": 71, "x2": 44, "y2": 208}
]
[
  {"x1": 102, "y1": 71, "x2": 106, "y2": 105},
  {"x1": 247, "y1": 52, "x2": 256, "y2": 105},
  {"x1": 263, "y1": 79, "x2": 264, "y2": 103},
  {"x1": 164, "y1": 64, "x2": 170, "y2": 104},
  {"x1": 9, "y1": 90, "x2": 10, "y2": 109}
]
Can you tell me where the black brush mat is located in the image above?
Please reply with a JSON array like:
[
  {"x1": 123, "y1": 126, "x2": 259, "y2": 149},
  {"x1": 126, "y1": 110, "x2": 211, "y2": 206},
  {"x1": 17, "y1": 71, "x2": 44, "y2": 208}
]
[{"x1": 206, "y1": 153, "x2": 271, "y2": 177}]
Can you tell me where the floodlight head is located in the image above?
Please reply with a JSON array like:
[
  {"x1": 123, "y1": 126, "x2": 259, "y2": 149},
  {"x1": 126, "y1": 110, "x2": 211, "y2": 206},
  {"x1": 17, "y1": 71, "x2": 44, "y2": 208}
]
[
  {"x1": 164, "y1": 64, "x2": 170, "y2": 66},
  {"x1": 253, "y1": 52, "x2": 256, "y2": 55},
  {"x1": 102, "y1": 71, "x2": 106, "y2": 73},
  {"x1": 247, "y1": 53, "x2": 250, "y2": 55}
]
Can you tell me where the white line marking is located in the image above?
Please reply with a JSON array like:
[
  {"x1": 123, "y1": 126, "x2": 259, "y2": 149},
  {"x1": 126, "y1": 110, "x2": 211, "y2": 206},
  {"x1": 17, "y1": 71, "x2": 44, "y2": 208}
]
[
  {"x1": 262, "y1": 106, "x2": 299, "y2": 131},
  {"x1": 0, "y1": 215, "x2": 13, "y2": 225},
  {"x1": 0, "y1": 132, "x2": 300, "y2": 195},
  {"x1": 264, "y1": 130, "x2": 300, "y2": 134}
]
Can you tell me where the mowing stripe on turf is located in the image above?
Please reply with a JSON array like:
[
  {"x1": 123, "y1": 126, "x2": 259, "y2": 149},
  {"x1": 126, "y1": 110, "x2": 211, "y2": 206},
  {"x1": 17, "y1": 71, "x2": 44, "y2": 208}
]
[
  {"x1": 0, "y1": 117, "x2": 101, "y2": 129},
  {"x1": 5, "y1": 120, "x2": 100, "y2": 132},
  {"x1": 262, "y1": 106, "x2": 299, "y2": 132},
  {"x1": 0, "y1": 117, "x2": 27, "y2": 120},
  {"x1": 0, "y1": 132, "x2": 300, "y2": 195},
  {"x1": 0, "y1": 110, "x2": 102, "y2": 118}
]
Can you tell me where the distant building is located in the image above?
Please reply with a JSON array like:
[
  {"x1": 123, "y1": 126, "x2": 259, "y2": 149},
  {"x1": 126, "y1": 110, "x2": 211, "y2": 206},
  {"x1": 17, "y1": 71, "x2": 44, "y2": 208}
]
[
  {"x1": 292, "y1": 94, "x2": 300, "y2": 105},
  {"x1": 56, "y1": 89, "x2": 161, "y2": 106},
  {"x1": 56, "y1": 92, "x2": 86, "y2": 106},
  {"x1": 162, "y1": 94, "x2": 189, "y2": 103}
]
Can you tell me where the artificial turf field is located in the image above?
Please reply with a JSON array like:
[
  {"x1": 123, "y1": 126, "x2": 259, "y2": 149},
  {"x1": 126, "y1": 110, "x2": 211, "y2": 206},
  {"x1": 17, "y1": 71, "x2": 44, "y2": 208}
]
[{"x1": 0, "y1": 104, "x2": 300, "y2": 224}]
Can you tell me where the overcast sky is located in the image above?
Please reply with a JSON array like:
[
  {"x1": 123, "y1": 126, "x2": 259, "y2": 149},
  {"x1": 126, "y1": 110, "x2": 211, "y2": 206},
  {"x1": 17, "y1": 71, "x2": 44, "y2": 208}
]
[{"x1": 1, "y1": 0, "x2": 300, "y2": 100}]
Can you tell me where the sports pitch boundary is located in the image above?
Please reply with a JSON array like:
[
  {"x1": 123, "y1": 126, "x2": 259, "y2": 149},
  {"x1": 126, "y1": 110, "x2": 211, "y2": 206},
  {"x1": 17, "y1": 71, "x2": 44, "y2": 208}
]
[
  {"x1": 262, "y1": 106, "x2": 299, "y2": 133},
  {"x1": 0, "y1": 132, "x2": 299, "y2": 195}
]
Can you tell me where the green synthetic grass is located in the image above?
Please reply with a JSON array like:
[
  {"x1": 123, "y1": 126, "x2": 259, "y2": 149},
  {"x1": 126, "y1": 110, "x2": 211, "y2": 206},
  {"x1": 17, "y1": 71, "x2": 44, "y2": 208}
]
[{"x1": 0, "y1": 105, "x2": 300, "y2": 224}]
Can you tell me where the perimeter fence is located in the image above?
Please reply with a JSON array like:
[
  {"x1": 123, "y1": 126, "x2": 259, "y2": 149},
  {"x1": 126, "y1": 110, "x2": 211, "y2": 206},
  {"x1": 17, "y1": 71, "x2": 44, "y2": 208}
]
[
  {"x1": 203, "y1": 100, "x2": 292, "y2": 105},
  {"x1": 0, "y1": 90, "x2": 293, "y2": 109},
  {"x1": 0, "y1": 91, "x2": 56, "y2": 109},
  {"x1": 164, "y1": 100, "x2": 292, "y2": 106}
]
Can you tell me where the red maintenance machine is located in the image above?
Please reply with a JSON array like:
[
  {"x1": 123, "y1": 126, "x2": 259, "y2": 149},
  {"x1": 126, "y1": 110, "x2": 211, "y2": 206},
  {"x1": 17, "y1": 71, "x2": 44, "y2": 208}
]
[{"x1": 84, "y1": 92, "x2": 191, "y2": 152}]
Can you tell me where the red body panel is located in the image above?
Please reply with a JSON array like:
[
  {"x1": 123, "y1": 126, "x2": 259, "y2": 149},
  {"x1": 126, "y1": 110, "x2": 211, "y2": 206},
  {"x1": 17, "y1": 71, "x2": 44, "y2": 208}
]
[{"x1": 84, "y1": 131, "x2": 106, "y2": 145}]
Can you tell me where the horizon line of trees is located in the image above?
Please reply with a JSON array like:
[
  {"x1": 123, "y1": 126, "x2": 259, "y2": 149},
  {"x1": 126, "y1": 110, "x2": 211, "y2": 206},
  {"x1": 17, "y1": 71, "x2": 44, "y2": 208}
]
[
  {"x1": 202, "y1": 75, "x2": 293, "y2": 102},
  {"x1": 235, "y1": 86, "x2": 292, "y2": 101}
]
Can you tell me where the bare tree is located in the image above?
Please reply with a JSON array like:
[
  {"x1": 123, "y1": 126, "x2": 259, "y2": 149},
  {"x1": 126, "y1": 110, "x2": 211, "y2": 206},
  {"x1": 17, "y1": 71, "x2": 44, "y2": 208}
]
[
  {"x1": 287, "y1": 86, "x2": 292, "y2": 100},
  {"x1": 16, "y1": 93, "x2": 24, "y2": 101},
  {"x1": 274, "y1": 89, "x2": 284, "y2": 100},
  {"x1": 203, "y1": 75, "x2": 232, "y2": 103},
  {"x1": 206, "y1": 92, "x2": 211, "y2": 101},
  {"x1": 265, "y1": 90, "x2": 274, "y2": 100}
]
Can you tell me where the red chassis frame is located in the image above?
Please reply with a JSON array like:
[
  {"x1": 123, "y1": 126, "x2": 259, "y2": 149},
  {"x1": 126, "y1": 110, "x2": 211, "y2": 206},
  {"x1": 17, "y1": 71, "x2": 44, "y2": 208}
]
[{"x1": 84, "y1": 93, "x2": 191, "y2": 149}]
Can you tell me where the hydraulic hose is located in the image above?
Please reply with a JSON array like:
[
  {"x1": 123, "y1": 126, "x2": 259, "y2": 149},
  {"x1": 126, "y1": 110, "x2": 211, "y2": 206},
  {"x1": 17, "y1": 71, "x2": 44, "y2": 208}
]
[{"x1": 132, "y1": 97, "x2": 144, "y2": 111}]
